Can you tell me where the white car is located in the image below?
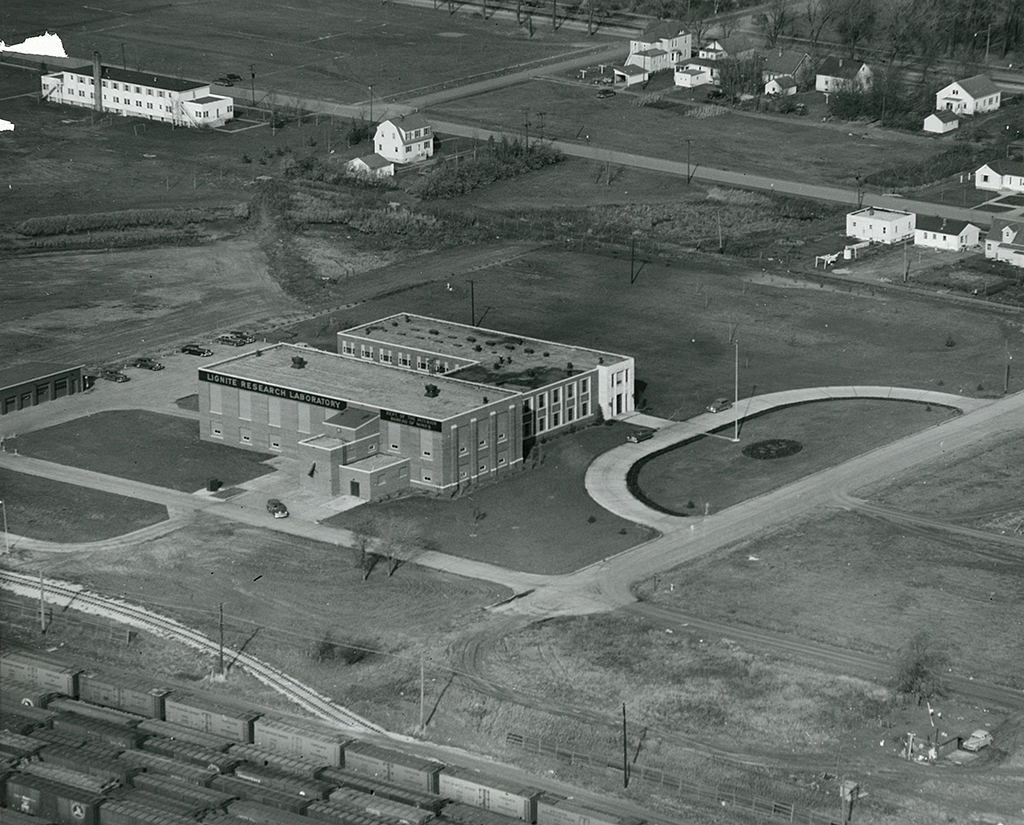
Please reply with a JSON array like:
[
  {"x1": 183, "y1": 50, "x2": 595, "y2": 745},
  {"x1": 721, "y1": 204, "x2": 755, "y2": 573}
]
[{"x1": 962, "y1": 729, "x2": 992, "y2": 752}]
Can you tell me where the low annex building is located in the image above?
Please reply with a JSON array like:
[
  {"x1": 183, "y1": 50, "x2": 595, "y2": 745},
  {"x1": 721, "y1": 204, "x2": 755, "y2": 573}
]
[
  {"x1": 198, "y1": 315, "x2": 635, "y2": 500},
  {"x1": 1, "y1": 363, "x2": 85, "y2": 416},
  {"x1": 975, "y1": 159, "x2": 1024, "y2": 193},
  {"x1": 923, "y1": 110, "x2": 959, "y2": 134},
  {"x1": 846, "y1": 207, "x2": 915, "y2": 244},
  {"x1": 913, "y1": 216, "x2": 980, "y2": 251},
  {"x1": 40, "y1": 55, "x2": 233, "y2": 127}
]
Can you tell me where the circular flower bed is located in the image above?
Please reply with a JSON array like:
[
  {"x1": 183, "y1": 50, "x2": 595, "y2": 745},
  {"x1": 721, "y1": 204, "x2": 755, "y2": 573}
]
[{"x1": 741, "y1": 439, "x2": 803, "y2": 460}]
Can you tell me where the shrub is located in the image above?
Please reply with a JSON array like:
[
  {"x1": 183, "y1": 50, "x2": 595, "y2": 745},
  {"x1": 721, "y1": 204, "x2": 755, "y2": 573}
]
[{"x1": 414, "y1": 137, "x2": 562, "y2": 199}]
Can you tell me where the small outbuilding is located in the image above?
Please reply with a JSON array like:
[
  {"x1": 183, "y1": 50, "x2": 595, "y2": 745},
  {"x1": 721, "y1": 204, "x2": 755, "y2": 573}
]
[
  {"x1": 846, "y1": 206, "x2": 915, "y2": 244},
  {"x1": 764, "y1": 75, "x2": 797, "y2": 96},
  {"x1": 675, "y1": 65, "x2": 711, "y2": 88},
  {"x1": 1, "y1": 363, "x2": 86, "y2": 416},
  {"x1": 344, "y1": 153, "x2": 395, "y2": 179},
  {"x1": 613, "y1": 64, "x2": 649, "y2": 87},
  {"x1": 923, "y1": 110, "x2": 959, "y2": 134},
  {"x1": 914, "y1": 215, "x2": 980, "y2": 250}
]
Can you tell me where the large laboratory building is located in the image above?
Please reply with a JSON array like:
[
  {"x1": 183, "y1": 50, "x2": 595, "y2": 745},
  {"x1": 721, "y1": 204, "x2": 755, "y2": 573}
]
[{"x1": 198, "y1": 315, "x2": 635, "y2": 500}]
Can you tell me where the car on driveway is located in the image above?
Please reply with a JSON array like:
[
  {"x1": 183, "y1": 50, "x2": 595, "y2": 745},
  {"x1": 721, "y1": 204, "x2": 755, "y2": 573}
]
[
  {"x1": 217, "y1": 334, "x2": 247, "y2": 347},
  {"x1": 963, "y1": 730, "x2": 992, "y2": 752},
  {"x1": 706, "y1": 397, "x2": 732, "y2": 413},
  {"x1": 626, "y1": 429, "x2": 654, "y2": 443},
  {"x1": 228, "y1": 330, "x2": 256, "y2": 344},
  {"x1": 100, "y1": 369, "x2": 130, "y2": 383},
  {"x1": 132, "y1": 357, "x2": 164, "y2": 370},
  {"x1": 596, "y1": 88, "x2": 616, "y2": 99},
  {"x1": 181, "y1": 344, "x2": 213, "y2": 357},
  {"x1": 266, "y1": 499, "x2": 289, "y2": 519}
]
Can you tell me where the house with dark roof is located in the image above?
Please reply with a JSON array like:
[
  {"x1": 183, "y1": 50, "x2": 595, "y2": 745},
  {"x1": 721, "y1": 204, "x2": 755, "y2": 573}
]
[
  {"x1": 627, "y1": 19, "x2": 691, "y2": 73},
  {"x1": 913, "y1": 215, "x2": 981, "y2": 250},
  {"x1": 682, "y1": 56, "x2": 722, "y2": 85},
  {"x1": 761, "y1": 50, "x2": 811, "y2": 85},
  {"x1": 815, "y1": 56, "x2": 872, "y2": 93},
  {"x1": 344, "y1": 153, "x2": 395, "y2": 179},
  {"x1": 975, "y1": 158, "x2": 1024, "y2": 193},
  {"x1": 924, "y1": 109, "x2": 959, "y2": 134},
  {"x1": 935, "y1": 75, "x2": 1001, "y2": 115},
  {"x1": 374, "y1": 114, "x2": 433, "y2": 164},
  {"x1": 985, "y1": 218, "x2": 1024, "y2": 266},
  {"x1": 764, "y1": 74, "x2": 797, "y2": 96}
]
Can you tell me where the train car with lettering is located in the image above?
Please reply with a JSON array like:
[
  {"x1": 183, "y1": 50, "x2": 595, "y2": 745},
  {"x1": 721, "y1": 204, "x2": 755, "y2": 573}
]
[
  {"x1": 96, "y1": 798, "x2": 199, "y2": 825},
  {"x1": 223, "y1": 799, "x2": 312, "y2": 825},
  {"x1": 78, "y1": 673, "x2": 170, "y2": 720},
  {"x1": 4, "y1": 774, "x2": 104, "y2": 825},
  {"x1": 439, "y1": 766, "x2": 543, "y2": 822},
  {"x1": 46, "y1": 699, "x2": 143, "y2": 728},
  {"x1": 251, "y1": 718, "x2": 346, "y2": 767},
  {"x1": 0, "y1": 652, "x2": 80, "y2": 698},
  {"x1": 116, "y1": 749, "x2": 219, "y2": 787},
  {"x1": 535, "y1": 795, "x2": 645, "y2": 825},
  {"x1": 231, "y1": 763, "x2": 333, "y2": 800},
  {"x1": 211, "y1": 775, "x2": 313, "y2": 814},
  {"x1": 226, "y1": 744, "x2": 327, "y2": 779},
  {"x1": 326, "y1": 786, "x2": 435, "y2": 825},
  {"x1": 140, "y1": 737, "x2": 239, "y2": 774},
  {"x1": 163, "y1": 694, "x2": 261, "y2": 743},
  {"x1": 318, "y1": 767, "x2": 446, "y2": 814},
  {"x1": 0, "y1": 806, "x2": 56, "y2": 825},
  {"x1": 0, "y1": 679, "x2": 62, "y2": 709},
  {"x1": 342, "y1": 740, "x2": 442, "y2": 794},
  {"x1": 136, "y1": 718, "x2": 232, "y2": 751},
  {"x1": 50, "y1": 716, "x2": 147, "y2": 751}
]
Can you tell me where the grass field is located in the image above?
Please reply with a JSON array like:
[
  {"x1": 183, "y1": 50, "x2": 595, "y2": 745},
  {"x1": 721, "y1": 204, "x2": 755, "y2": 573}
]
[
  {"x1": 329, "y1": 422, "x2": 655, "y2": 574},
  {"x1": 0, "y1": 467, "x2": 167, "y2": 543},
  {"x1": 10, "y1": 411, "x2": 274, "y2": 492},
  {"x1": 634, "y1": 400, "x2": 957, "y2": 515}
]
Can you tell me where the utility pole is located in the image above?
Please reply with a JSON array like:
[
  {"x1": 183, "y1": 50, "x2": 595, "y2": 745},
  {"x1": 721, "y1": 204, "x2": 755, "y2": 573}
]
[
  {"x1": 733, "y1": 340, "x2": 739, "y2": 443},
  {"x1": 368, "y1": 85, "x2": 373, "y2": 124},
  {"x1": 218, "y1": 603, "x2": 225, "y2": 676},
  {"x1": 621, "y1": 703, "x2": 629, "y2": 788},
  {"x1": 39, "y1": 571, "x2": 46, "y2": 632},
  {"x1": 717, "y1": 210, "x2": 723, "y2": 252},
  {"x1": 467, "y1": 279, "x2": 476, "y2": 326},
  {"x1": 121, "y1": 43, "x2": 126, "y2": 70},
  {"x1": 523, "y1": 108, "x2": 530, "y2": 150},
  {"x1": 0, "y1": 499, "x2": 8, "y2": 555},
  {"x1": 630, "y1": 237, "x2": 635, "y2": 282},
  {"x1": 685, "y1": 138, "x2": 691, "y2": 183},
  {"x1": 419, "y1": 653, "x2": 425, "y2": 731},
  {"x1": 250, "y1": 64, "x2": 256, "y2": 106}
]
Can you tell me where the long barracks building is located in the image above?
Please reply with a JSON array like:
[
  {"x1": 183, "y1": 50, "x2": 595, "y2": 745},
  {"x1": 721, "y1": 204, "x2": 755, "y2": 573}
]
[{"x1": 198, "y1": 314, "x2": 635, "y2": 500}]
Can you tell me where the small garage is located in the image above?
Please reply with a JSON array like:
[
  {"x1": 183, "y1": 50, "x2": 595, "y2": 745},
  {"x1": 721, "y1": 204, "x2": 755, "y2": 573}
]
[{"x1": 0, "y1": 362, "x2": 85, "y2": 416}]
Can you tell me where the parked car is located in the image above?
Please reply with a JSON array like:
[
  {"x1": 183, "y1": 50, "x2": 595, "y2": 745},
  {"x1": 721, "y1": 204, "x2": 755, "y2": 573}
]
[
  {"x1": 626, "y1": 429, "x2": 654, "y2": 443},
  {"x1": 213, "y1": 76, "x2": 232, "y2": 86},
  {"x1": 706, "y1": 88, "x2": 725, "y2": 100},
  {"x1": 266, "y1": 499, "x2": 289, "y2": 519},
  {"x1": 706, "y1": 397, "x2": 732, "y2": 413},
  {"x1": 100, "y1": 369, "x2": 130, "y2": 383},
  {"x1": 217, "y1": 334, "x2": 247, "y2": 346},
  {"x1": 963, "y1": 730, "x2": 992, "y2": 752},
  {"x1": 132, "y1": 357, "x2": 164, "y2": 370},
  {"x1": 181, "y1": 344, "x2": 213, "y2": 357},
  {"x1": 226, "y1": 73, "x2": 243, "y2": 82},
  {"x1": 228, "y1": 330, "x2": 256, "y2": 344},
  {"x1": 596, "y1": 89, "x2": 616, "y2": 99}
]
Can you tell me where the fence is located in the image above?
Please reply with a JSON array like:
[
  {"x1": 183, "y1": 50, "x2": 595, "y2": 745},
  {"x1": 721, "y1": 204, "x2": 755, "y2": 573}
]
[
  {"x1": 1, "y1": 596, "x2": 134, "y2": 643},
  {"x1": 506, "y1": 731, "x2": 845, "y2": 825}
]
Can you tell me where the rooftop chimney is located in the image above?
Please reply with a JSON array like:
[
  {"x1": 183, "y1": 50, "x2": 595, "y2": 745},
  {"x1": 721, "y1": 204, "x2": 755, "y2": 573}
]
[{"x1": 92, "y1": 52, "x2": 103, "y2": 113}]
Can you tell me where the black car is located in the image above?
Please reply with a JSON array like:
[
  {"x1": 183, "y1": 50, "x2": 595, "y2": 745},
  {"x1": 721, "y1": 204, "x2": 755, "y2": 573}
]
[
  {"x1": 227, "y1": 330, "x2": 256, "y2": 344},
  {"x1": 226, "y1": 73, "x2": 243, "y2": 82},
  {"x1": 133, "y1": 357, "x2": 164, "y2": 370},
  {"x1": 216, "y1": 334, "x2": 247, "y2": 347},
  {"x1": 706, "y1": 88, "x2": 725, "y2": 100},
  {"x1": 100, "y1": 369, "x2": 130, "y2": 383},
  {"x1": 626, "y1": 429, "x2": 654, "y2": 443},
  {"x1": 596, "y1": 88, "x2": 616, "y2": 99},
  {"x1": 181, "y1": 344, "x2": 214, "y2": 357}
]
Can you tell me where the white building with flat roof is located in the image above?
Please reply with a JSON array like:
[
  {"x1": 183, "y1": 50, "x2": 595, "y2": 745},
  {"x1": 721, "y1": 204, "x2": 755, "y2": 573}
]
[{"x1": 846, "y1": 207, "x2": 915, "y2": 244}]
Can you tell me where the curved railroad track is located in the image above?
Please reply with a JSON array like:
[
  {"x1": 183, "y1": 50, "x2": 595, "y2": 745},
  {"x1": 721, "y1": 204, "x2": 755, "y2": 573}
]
[{"x1": 0, "y1": 569, "x2": 383, "y2": 734}]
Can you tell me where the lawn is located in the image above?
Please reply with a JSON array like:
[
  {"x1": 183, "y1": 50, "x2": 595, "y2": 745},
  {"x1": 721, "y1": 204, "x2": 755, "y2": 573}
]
[
  {"x1": 327, "y1": 422, "x2": 656, "y2": 574},
  {"x1": 633, "y1": 400, "x2": 957, "y2": 516},
  {"x1": 10, "y1": 411, "x2": 274, "y2": 493},
  {"x1": 0, "y1": 468, "x2": 167, "y2": 543}
]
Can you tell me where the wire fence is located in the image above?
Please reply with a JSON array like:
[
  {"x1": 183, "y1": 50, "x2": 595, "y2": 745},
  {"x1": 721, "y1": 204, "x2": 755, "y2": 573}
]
[{"x1": 505, "y1": 731, "x2": 847, "y2": 825}]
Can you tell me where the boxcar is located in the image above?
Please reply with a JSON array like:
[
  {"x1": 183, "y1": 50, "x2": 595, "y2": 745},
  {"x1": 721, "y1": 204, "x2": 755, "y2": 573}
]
[
  {"x1": 78, "y1": 673, "x2": 170, "y2": 720},
  {"x1": 136, "y1": 718, "x2": 232, "y2": 751},
  {"x1": 1, "y1": 698, "x2": 57, "y2": 728},
  {"x1": 50, "y1": 716, "x2": 147, "y2": 751},
  {"x1": 225, "y1": 799, "x2": 313, "y2": 825},
  {"x1": 342, "y1": 741, "x2": 442, "y2": 794},
  {"x1": 21, "y1": 762, "x2": 115, "y2": 796},
  {"x1": 232, "y1": 763, "x2": 332, "y2": 799},
  {"x1": 252, "y1": 718, "x2": 345, "y2": 767},
  {"x1": 29, "y1": 729, "x2": 87, "y2": 750},
  {"x1": 0, "y1": 806, "x2": 56, "y2": 825},
  {"x1": 97, "y1": 798, "x2": 200, "y2": 825},
  {"x1": 130, "y1": 773, "x2": 238, "y2": 812},
  {"x1": 39, "y1": 744, "x2": 135, "y2": 787},
  {"x1": 0, "y1": 731, "x2": 46, "y2": 760},
  {"x1": 0, "y1": 652, "x2": 80, "y2": 697},
  {"x1": 116, "y1": 749, "x2": 218, "y2": 787},
  {"x1": 163, "y1": 694, "x2": 260, "y2": 743},
  {"x1": 0, "y1": 678, "x2": 62, "y2": 709},
  {"x1": 327, "y1": 787, "x2": 435, "y2": 825},
  {"x1": 318, "y1": 767, "x2": 446, "y2": 814},
  {"x1": 226, "y1": 744, "x2": 327, "y2": 779},
  {"x1": 211, "y1": 775, "x2": 312, "y2": 813},
  {"x1": 444, "y1": 801, "x2": 531, "y2": 825},
  {"x1": 140, "y1": 737, "x2": 238, "y2": 773},
  {"x1": 303, "y1": 800, "x2": 395, "y2": 825},
  {"x1": 1, "y1": 713, "x2": 46, "y2": 737},
  {"x1": 46, "y1": 699, "x2": 143, "y2": 728},
  {"x1": 439, "y1": 766, "x2": 543, "y2": 822},
  {"x1": 4, "y1": 774, "x2": 104, "y2": 825},
  {"x1": 536, "y1": 795, "x2": 645, "y2": 825}
]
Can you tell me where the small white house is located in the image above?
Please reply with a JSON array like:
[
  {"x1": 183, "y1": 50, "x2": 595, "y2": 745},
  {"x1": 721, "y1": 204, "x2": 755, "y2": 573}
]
[
  {"x1": 765, "y1": 75, "x2": 797, "y2": 96},
  {"x1": 675, "y1": 65, "x2": 711, "y2": 88},
  {"x1": 374, "y1": 114, "x2": 433, "y2": 164},
  {"x1": 975, "y1": 159, "x2": 1024, "y2": 193},
  {"x1": 816, "y1": 56, "x2": 872, "y2": 93},
  {"x1": 846, "y1": 207, "x2": 915, "y2": 244},
  {"x1": 935, "y1": 75, "x2": 1001, "y2": 116},
  {"x1": 923, "y1": 110, "x2": 959, "y2": 134},
  {"x1": 985, "y1": 218, "x2": 1024, "y2": 266},
  {"x1": 684, "y1": 57, "x2": 721, "y2": 85},
  {"x1": 913, "y1": 215, "x2": 980, "y2": 250},
  {"x1": 613, "y1": 64, "x2": 649, "y2": 87},
  {"x1": 344, "y1": 153, "x2": 395, "y2": 179},
  {"x1": 626, "y1": 48, "x2": 671, "y2": 74}
]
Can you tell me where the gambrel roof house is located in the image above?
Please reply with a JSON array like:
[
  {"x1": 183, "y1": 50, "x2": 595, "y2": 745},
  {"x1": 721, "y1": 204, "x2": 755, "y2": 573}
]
[
  {"x1": 815, "y1": 56, "x2": 872, "y2": 92},
  {"x1": 936, "y1": 75, "x2": 1001, "y2": 115},
  {"x1": 975, "y1": 158, "x2": 1024, "y2": 193},
  {"x1": 914, "y1": 215, "x2": 980, "y2": 251},
  {"x1": 985, "y1": 217, "x2": 1024, "y2": 267},
  {"x1": 374, "y1": 114, "x2": 433, "y2": 164}
]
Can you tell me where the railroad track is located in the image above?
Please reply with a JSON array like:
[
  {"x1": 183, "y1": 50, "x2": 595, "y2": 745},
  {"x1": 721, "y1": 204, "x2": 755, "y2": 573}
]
[{"x1": 0, "y1": 570, "x2": 383, "y2": 734}]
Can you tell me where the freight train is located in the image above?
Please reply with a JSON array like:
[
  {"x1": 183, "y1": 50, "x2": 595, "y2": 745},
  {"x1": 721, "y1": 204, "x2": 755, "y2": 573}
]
[{"x1": 1, "y1": 650, "x2": 645, "y2": 825}]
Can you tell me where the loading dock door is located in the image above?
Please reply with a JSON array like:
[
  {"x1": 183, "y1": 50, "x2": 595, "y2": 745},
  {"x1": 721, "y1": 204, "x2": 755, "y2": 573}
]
[{"x1": 350, "y1": 480, "x2": 360, "y2": 497}]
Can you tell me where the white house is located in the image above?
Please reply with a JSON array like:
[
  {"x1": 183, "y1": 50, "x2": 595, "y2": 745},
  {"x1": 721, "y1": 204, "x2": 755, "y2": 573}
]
[
  {"x1": 698, "y1": 40, "x2": 727, "y2": 61},
  {"x1": 613, "y1": 64, "x2": 649, "y2": 87},
  {"x1": 923, "y1": 110, "x2": 959, "y2": 134},
  {"x1": 913, "y1": 215, "x2": 980, "y2": 251},
  {"x1": 762, "y1": 50, "x2": 811, "y2": 84},
  {"x1": 628, "y1": 20, "x2": 691, "y2": 72},
  {"x1": 40, "y1": 61, "x2": 233, "y2": 127},
  {"x1": 344, "y1": 153, "x2": 395, "y2": 179},
  {"x1": 675, "y1": 65, "x2": 711, "y2": 88},
  {"x1": 816, "y1": 56, "x2": 872, "y2": 93},
  {"x1": 684, "y1": 57, "x2": 721, "y2": 85},
  {"x1": 374, "y1": 114, "x2": 433, "y2": 164},
  {"x1": 846, "y1": 207, "x2": 915, "y2": 244},
  {"x1": 935, "y1": 75, "x2": 1001, "y2": 115},
  {"x1": 764, "y1": 75, "x2": 797, "y2": 96},
  {"x1": 985, "y1": 218, "x2": 1024, "y2": 266},
  {"x1": 975, "y1": 159, "x2": 1024, "y2": 193}
]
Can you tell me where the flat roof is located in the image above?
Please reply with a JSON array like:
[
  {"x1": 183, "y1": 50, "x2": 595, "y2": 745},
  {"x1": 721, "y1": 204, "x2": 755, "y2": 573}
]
[
  {"x1": 190, "y1": 95, "x2": 224, "y2": 104},
  {"x1": 0, "y1": 362, "x2": 83, "y2": 392},
  {"x1": 68, "y1": 65, "x2": 206, "y2": 93},
  {"x1": 848, "y1": 207, "x2": 913, "y2": 222},
  {"x1": 340, "y1": 314, "x2": 631, "y2": 391},
  {"x1": 203, "y1": 344, "x2": 517, "y2": 421}
]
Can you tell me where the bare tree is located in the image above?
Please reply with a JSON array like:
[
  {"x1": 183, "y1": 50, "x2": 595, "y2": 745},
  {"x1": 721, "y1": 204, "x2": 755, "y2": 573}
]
[
  {"x1": 362, "y1": 513, "x2": 421, "y2": 577},
  {"x1": 686, "y1": 12, "x2": 713, "y2": 49},
  {"x1": 804, "y1": 0, "x2": 838, "y2": 50},
  {"x1": 755, "y1": 0, "x2": 791, "y2": 48},
  {"x1": 833, "y1": 0, "x2": 877, "y2": 56}
]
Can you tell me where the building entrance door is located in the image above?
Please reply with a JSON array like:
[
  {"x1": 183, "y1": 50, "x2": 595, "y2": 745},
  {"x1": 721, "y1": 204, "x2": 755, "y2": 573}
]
[{"x1": 350, "y1": 480, "x2": 360, "y2": 497}]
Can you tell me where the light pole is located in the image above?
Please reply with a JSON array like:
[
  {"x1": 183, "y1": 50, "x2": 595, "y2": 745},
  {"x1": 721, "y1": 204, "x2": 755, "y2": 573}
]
[
  {"x1": 733, "y1": 340, "x2": 740, "y2": 443},
  {"x1": 368, "y1": 85, "x2": 373, "y2": 124},
  {"x1": 250, "y1": 64, "x2": 256, "y2": 106},
  {"x1": 0, "y1": 499, "x2": 8, "y2": 555},
  {"x1": 685, "y1": 138, "x2": 691, "y2": 183}
]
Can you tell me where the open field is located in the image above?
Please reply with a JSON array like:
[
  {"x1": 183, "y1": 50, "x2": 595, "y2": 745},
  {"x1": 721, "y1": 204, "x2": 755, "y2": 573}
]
[
  {"x1": 2, "y1": 0, "x2": 609, "y2": 104},
  {"x1": 635, "y1": 400, "x2": 958, "y2": 516},
  {"x1": 10, "y1": 411, "x2": 275, "y2": 492},
  {"x1": 330, "y1": 422, "x2": 655, "y2": 574},
  {"x1": 0, "y1": 467, "x2": 167, "y2": 543}
]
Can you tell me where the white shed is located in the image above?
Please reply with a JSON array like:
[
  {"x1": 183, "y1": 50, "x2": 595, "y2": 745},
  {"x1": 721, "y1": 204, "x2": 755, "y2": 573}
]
[
  {"x1": 846, "y1": 207, "x2": 915, "y2": 244},
  {"x1": 923, "y1": 110, "x2": 959, "y2": 134}
]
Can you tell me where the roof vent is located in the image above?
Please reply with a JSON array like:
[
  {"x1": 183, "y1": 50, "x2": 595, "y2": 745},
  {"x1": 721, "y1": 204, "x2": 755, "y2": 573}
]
[
  {"x1": 291, "y1": 356, "x2": 307, "y2": 369},
  {"x1": 425, "y1": 384, "x2": 440, "y2": 398}
]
